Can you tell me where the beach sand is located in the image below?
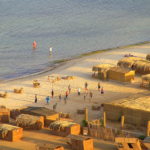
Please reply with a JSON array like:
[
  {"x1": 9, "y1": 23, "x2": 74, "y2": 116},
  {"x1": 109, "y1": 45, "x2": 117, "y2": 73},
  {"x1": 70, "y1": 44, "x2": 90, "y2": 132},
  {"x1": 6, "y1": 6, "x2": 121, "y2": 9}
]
[{"x1": 0, "y1": 43, "x2": 150, "y2": 149}]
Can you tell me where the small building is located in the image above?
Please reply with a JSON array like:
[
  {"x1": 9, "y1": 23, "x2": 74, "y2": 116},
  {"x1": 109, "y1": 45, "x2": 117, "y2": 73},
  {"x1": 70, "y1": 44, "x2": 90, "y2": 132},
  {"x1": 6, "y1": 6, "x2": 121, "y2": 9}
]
[
  {"x1": 49, "y1": 120, "x2": 80, "y2": 137},
  {"x1": 115, "y1": 137, "x2": 143, "y2": 150},
  {"x1": 141, "y1": 74, "x2": 150, "y2": 88},
  {"x1": 108, "y1": 67, "x2": 135, "y2": 82},
  {"x1": 0, "y1": 124, "x2": 23, "y2": 141},
  {"x1": 67, "y1": 134, "x2": 94, "y2": 150},
  {"x1": 20, "y1": 107, "x2": 59, "y2": 127},
  {"x1": 92, "y1": 64, "x2": 114, "y2": 80}
]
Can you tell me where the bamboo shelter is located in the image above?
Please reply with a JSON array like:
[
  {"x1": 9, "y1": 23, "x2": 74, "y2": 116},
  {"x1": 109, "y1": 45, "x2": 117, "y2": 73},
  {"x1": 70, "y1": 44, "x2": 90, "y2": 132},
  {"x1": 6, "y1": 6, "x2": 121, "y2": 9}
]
[
  {"x1": 146, "y1": 54, "x2": 150, "y2": 61},
  {"x1": 141, "y1": 74, "x2": 150, "y2": 88},
  {"x1": 67, "y1": 134, "x2": 94, "y2": 150},
  {"x1": 16, "y1": 114, "x2": 44, "y2": 130},
  {"x1": 117, "y1": 57, "x2": 143, "y2": 69},
  {"x1": 92, "y1": 64, "x2": 114, "y2": 80},
  {"x1": 20, "y1": 107, "x2": 59, "y2": 127},
  {"x1": 0, "y1": 106, "x2": 10, "y2": 123},
  {"x1": 107, "y1": 67, "x2": 135, "y2": 82},
  {"x1": 0, "y1": 124, "x2": 23, "y2": 141},
  {"x1": 103, "y1": 93, "x2": 150, "y2": 127},
  {"x1": 49, "y1": 120, "x2": 80, "y2": 137}
]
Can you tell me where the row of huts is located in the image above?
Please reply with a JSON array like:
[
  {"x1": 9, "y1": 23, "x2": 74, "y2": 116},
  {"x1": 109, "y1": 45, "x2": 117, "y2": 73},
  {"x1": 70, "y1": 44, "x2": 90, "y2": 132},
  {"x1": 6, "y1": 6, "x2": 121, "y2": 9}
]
[{"x1": 92, "y1": 54, "x2": 150, "y2": 87}]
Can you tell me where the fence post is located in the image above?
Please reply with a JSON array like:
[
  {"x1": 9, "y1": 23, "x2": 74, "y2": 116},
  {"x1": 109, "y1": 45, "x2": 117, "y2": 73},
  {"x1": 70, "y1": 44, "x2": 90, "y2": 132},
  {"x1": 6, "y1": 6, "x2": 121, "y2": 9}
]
[
  {"x1": 85, "y1": 108, "x2": 88, "y2": 122},
  {"x1": 147, "y1": 121, "x2": 150, "y2": 136},
  {"x1": 121, "y1": 115, "x2": 125, "y2": 129},
  {"x1": 103, "y1": 112, "x2": 106, "y2": 128}
]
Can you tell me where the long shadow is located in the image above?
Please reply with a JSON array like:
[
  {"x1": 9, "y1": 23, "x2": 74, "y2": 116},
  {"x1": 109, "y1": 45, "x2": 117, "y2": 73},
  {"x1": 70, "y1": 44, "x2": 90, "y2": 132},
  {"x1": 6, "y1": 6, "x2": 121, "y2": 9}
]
[{"x1": 0, "y1": 146, "x2": 21, "y2": 150}]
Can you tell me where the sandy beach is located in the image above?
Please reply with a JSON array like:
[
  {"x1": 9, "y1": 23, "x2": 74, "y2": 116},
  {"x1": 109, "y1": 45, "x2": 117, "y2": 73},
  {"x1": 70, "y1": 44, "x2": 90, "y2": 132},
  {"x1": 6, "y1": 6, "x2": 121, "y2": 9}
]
[{"x1": 0, "y1": 42, "x2": 150, "y2": 149}]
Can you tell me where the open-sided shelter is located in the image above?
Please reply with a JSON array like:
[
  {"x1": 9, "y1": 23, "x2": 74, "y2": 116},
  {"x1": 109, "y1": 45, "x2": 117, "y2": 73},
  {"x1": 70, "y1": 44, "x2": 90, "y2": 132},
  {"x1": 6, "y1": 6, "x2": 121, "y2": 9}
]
[
  {"x1": 92, "y1": 64, "x2": 114, "y2": 80},
  {"x1": 20, "y1": 107, "x2": 59, "y2": 127}
]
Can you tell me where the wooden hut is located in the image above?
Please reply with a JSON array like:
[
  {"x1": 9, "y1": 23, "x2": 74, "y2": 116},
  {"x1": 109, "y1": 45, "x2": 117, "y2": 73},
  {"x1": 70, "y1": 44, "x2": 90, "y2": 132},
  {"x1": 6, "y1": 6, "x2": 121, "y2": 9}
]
[
  {"x1": 115, "y1": 137, "x2": 143, "y2": 150},
  {"x1": 92, "y1": 64, "x2": 114, "y2": 80},
  {"x1": 67, "y1": 134, "x2": 94, "y2": 150},
  {"x1": 36, "y1": 143, "x2": 64, "y2": 150},
  {"x1": 141, "y1": 74, "x2": 150, "y2": 88},
  {"x1": 20, "y1": 107, "x2": 59, "y2": 127},
  {"x1": 16, "y1": 114, "x2": 44, "y2": 130},
  {"x1": 0, "y1": 124, "x2": 23, "y2": 141},
  {"x1": 132, "y1": 60, "x2": 150, "y2": 74},
  {"x1": 117, "y1": 57, "x2": 143, "y2": 69},
  {"x1": 0, "y1": 106, "x2": 10, "y2": 123},
  {"x1": 49, "y1": 120, "x2": 80, "y2": 137},
  {"x1": 107, "y1": 67, "x2": 135, "y2": 82},
  {"x1": 146, "y1": 54, "x2": 150, "y2": 61}
]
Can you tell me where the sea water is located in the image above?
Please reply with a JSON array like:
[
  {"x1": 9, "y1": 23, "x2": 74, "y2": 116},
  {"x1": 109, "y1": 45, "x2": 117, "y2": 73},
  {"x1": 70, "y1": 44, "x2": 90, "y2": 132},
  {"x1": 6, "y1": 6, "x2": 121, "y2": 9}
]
[{"x1": 0, "y1": 0, "x2": 150, "y2": 79}]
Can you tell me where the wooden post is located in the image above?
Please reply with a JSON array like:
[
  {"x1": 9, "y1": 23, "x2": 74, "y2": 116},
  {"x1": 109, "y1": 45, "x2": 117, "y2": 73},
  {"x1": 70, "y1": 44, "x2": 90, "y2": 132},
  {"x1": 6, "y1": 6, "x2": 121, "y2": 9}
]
[
  {"x1": 103, "y1": 112, "x2": 106, "y2": 128},
  {"x1": 85, "y1": 108, "x2": 88, "y2": 122},
  {"x1": 121, "y1": 115, "x2": 125, "y2": 129},
  {"x1": 147, "y1": 121, "x2": 150, "y2": 136}
]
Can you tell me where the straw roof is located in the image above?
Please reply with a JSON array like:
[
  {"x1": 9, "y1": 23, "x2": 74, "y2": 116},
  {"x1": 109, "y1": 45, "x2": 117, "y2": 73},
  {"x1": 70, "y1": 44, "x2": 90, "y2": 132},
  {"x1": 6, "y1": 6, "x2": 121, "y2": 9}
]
[
  {"x1": 21, "y1": 107, "x2": 57, "y2": 117},
  {"x1": 133, "y1": 60, "x2": 150, "y2": 74},
  {"x1": 92, "y1": 64, "x2": 114, "y2": 72},
  {"x1": 105, "y1": 93, "x2": 150, "y2": 111},
  {"x1": 108, "y1": 66, "x2": 133, "y2": 74},
  {"x1": 16, "y1": 114, "x2": 41, "y2": 126},
  {"x1": 117, "y1": 57, "x2": 143, "y2": 68},
  {"x1": 142, "y1": 74, "x2": 150, "y2": 81}
]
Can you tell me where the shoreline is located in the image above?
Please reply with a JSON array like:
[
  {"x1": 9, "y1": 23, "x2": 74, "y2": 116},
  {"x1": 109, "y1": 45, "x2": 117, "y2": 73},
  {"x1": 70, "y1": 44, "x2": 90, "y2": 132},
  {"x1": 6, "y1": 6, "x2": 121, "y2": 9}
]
[{"x1": 1, "y1": 40, "x2": 150, "y2": 84}]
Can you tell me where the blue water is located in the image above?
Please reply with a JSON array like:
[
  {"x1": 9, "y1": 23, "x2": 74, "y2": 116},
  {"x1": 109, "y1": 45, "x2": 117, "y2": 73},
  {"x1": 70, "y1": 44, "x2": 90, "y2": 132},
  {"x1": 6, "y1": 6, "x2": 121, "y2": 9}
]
[{"x1": 0, "y1": 0, "x2": 150, "y2": 79}]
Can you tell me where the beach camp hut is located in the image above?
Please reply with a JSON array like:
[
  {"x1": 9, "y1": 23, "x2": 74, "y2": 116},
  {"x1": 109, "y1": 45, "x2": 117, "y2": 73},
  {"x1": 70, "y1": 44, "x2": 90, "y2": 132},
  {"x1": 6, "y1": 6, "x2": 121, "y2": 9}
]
[
  {"x1": 0, "y1": 106, "x2": 10, "y2": 123},
  {"x1": 67, "y1": 134, "x2": 94, "y2": 150},
  {"x1": 141, "y1": 74, "x2": 150, "y2": 88},
  {"x1": 0, "y1": 124, "x2": 23, "y2": 141},
  {"x1": 92, "y1": 64, "x2": 114, "y2": 80},
  {"x1": 115, "y1": 137, "x2": 143, "y2": 150},
  {"x1": 20, "y1": 107, "x2": 59, "y2": 127},
  {"x1": 49, "y1": 120, "x2": 80, "y2": 137},
  {"x1": 117, "y1": 57, "x2": 143, "y2": 69},
  {"x1": 146, "y1": 54, "x2": 150, "y2": 61},
  {"x1": 107, "y1": 67, "x2": 135, "y2": 82},
  {"x1": 132, "y1": 60, "x2": 150, "y2": 74},
  {"x1": 16, "y1": 114, "x2": 44, "y2": 130}
]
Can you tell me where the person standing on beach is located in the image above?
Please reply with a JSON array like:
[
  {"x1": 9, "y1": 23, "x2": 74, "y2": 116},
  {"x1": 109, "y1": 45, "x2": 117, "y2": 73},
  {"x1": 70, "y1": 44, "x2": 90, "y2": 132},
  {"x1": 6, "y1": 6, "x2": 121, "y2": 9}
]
[
  {"x1": 89, "y1": 91, "x2": 93, "y2": 102},
  {"x1": 32, "y1": 41, "x2": 37, "y2": 49},
  {"x1": 68, "y1": 84, "x2": 71, "y2": 94},
  {"x1": 78, "y1": 88, "x2": 81, "y2": 96},
  {"x1": 59, "y1": 94, "x2": 62, "y2": 102},
  {"x1": 65, "y1": 90, "x2": 69, "y2": 99},
  {"x1": 35, "y1": 94, "x2": 38, "y2": 103},
  {"x1": 98, "y1": 82, "x2": 101, "y2": 91},
  {"x1": 101, "y1": 87, "x2": 104, "y2": 94},
  {"x1": 51, "y1": 89, "x2": 54, "y2": 98},
  {"x1": 46, "y1": 96, "x2": 50, "y2": 104},
  {"x1": 85, "y1": 82, "x2": 88, "y2": 90}
]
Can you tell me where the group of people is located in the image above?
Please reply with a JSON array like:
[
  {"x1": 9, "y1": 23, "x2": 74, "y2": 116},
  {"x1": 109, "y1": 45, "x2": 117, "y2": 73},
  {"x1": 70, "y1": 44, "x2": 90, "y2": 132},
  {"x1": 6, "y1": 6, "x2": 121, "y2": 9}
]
[{"x1": 34, "y1": 80, "x2": 104, "y2": 109}]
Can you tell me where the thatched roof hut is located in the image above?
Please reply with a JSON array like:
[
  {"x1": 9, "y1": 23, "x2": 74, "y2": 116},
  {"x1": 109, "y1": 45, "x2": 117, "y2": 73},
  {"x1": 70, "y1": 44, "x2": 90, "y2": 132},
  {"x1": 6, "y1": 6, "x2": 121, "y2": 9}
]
[
  {"x1": 146, "y1": 54, "x2": 150, "y2": 61},
  {"x1": 141, "y1": 74, "x2": 150, "y2": 88},
  {"x1": 117, "y1": 57, "x2": 143, "y2": 69},
  {"x1": 133, "y1": 60, "x2": 150, "y2": 74}
]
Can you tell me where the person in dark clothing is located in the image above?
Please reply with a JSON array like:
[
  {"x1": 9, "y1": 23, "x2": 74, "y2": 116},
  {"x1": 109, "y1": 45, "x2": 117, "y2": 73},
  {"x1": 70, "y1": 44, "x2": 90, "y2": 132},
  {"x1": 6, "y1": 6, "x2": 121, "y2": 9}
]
[
  {"x1": 101, "y1": 87, "x2": 104, "y2": 94},
  {"x1": 35, "y1": 94, "x2": 37, "y2": 103},
  {"x1": 59, "y1": 94, "x2": 62, "y2": 102},
  {"x1": 98, "y1": 82, "x2": 101, "y2": 91},
  {"x1": 85, "y1": 82, "x2": 88, "y2": 90},
  {"x1": 89, "y1": 91, "x2": 93, "y2": 102},
  {"x1": 51, "y1": 89, "x2": 54, "y2": 98}
]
